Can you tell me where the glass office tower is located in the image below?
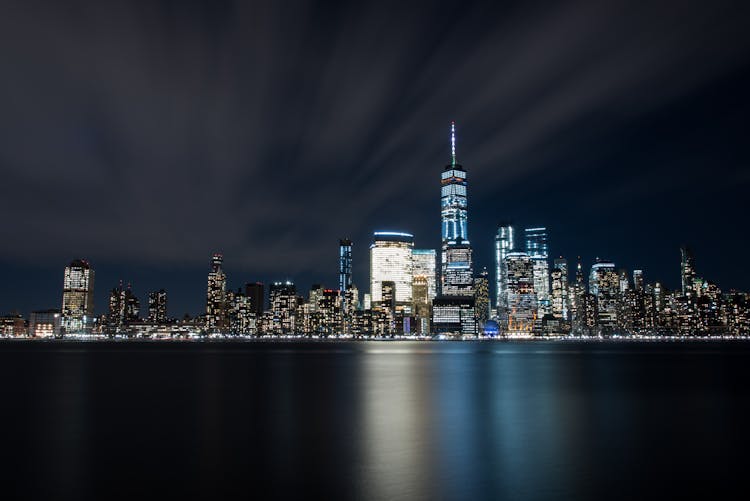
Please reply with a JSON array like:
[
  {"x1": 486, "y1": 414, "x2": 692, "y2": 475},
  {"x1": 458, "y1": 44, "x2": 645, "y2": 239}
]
[
  {"x1": 370, "y1": 232, "x2": 414, "y2": 312},
  {"x1": 495, "y1": 224, "x2": 514, "y2": 314},
  {"x1": 61, "y1": 259, "x2": 95, "y2": 334},
  {"x1": 524, "y1": 227, "x2": 550, "y2": 314},
  {"x1": 441, "y1": 122, "x2": 474, "y2": 296}
]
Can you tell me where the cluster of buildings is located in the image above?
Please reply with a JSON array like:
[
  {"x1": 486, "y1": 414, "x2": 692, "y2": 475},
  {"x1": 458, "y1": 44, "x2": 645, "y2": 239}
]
[{"x1": 2, "y1": 123, "x2": 749, "y2": 339}]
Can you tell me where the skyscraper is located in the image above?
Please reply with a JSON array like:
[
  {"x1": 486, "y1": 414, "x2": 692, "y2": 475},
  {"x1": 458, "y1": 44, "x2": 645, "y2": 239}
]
[
  {"x1": 570, "y1": 257, "x2": 586, "y2": 331},
  {"x1": 339, "y1": 239, "x2": 354, "y2": 335},
  {"x1": 525, "y1": 227, "x2": 550, "y2": 314},
  {"x1": 61, "y1": 259, "x2": 95, "y2": 334},
  {"x1": 245, "y1": 282, "x2": 264, "y2": 316},
  {"x1": 474, "y1": 267, "x2": 490, "y2": 326},
  {"x1": 412, "y1": 249, "x2": 437, "y2": 301},
  {"x1": 505, "y1": 252, "x2": 537, "y2": 334},
  {"x1": 551, "y1": 257, "x2": 569, "y2": 321},
  {"x1": 589, "y1": 259, "x2": 615, "y2": 297},
  {"x1": 440, "y1": 122, "x2": 473, "y2": 296},
  {"x1": 442, "y1": 242, "x2": 474, "y2": 296},
  {"x1": 681, "y1": 246, "x2": 695, "y2": 295},
  {"x1": 590, "y1": 259, "x2": 618, "y2": 329},
  {"x1": 495, "y1": 224, "x2": 514, "y2": 314},
  {"x1": 269, "y1": 281, "x2": 297, "y2": 335},
  {"x1": 108, "y1": 281, "x2": 140, "y2": 332},
  {"x1": 339, "y1": 239, "x2": 353, "y2": 292},
  {"x1": 148, "y1": 289, "x2": 168, "y2": 323},
  {"x1": 206, "y1": 253, "x2": 228, "y2": 332},
  {"x1": 633, "y1": 269, "x2": 644, "y2": 291},
  {"x1": 370, "y1": 232, "x2": 414, "y2": 312}
]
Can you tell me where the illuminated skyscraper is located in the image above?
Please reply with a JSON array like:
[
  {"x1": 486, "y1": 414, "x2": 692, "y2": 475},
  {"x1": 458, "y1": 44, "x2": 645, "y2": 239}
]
[
  {"x1": 440, "y1": 122, "x2": 473, "y2": 296},
  {"x1": 412, "y1": 249, "x2": 437, "y2": 301},
  {"x1": 412, "y1": 275, "x2": 431, "y2": 334},
  {"x1": 339, "y1": 239, "x2": 353, "y2": 292},
  {"x1": 61, "y1": 259, "x2": 95, "y2": 334},
  {"x1": 590, "y1": 259, "x2": 618, "y2": 329},
  {"x1": 551, "y1": 257, "x2": 569, "y2": 321},
  {"x1": 495, "y1": 224, "x2": 514, "y2": 313},
  {"x1": 505, "y1": 252, "x2": 537, "y2": 334},
  {"x1": 269, "y1": 281, "x2": 297, "y2": 335},
  {"x1": 442, "y1": 242, "x2": 474, "y2": 296},
  {"x1": 633, "y1": 270, "x2": 644, "y2": 291},
  {"x1": 229, "y1": 289, "x2": 256, "y2": 335},
  {"x1": 570, "y1": 257, "x2": 586, "y2": 331},
  {"x1": 589, "y1": 259, "x2": 615, "y2": 297},
  {"x1": 525, "y1": 227, "x2": 550, "y2": 314},
  {"x1": 474, "y1": 267, "x2": 490, "y2": 326},
  {"x1": 681, "y1": 246, "x2": 695, "y2": 295},
  {"x1": 339, "y1": 239, "x2": 354, "y2": 334},
  {"x1": 206, "y1": 253, "x2": 228, "y2": 332},
  {"x1": 370, "y1": 232, "x2": 414, "y2": 312},
  {"x1": 148, "y1": 289, "x2": 168, "y2": 323}
]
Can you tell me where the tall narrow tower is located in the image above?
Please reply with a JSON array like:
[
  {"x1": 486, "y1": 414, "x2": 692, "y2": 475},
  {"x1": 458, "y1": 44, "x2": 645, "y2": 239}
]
[
  {"x1": 206, "y1": 253, "x2": 228, "y2": 332},
  {"x1": 339, "y1": 239, "x2": 353, "y2": 293},
  {"x1": 680, "y1": 246, "x2": 695, "y2": 295},
  {"x1": 441, "y1": 122, "x2": 474, "y2": 297}
]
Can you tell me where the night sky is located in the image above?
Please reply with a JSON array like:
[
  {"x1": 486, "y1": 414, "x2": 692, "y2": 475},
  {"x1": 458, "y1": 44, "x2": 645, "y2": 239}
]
[{"x1": 2, "y1": 0, "x2": 749, "y2": 317}]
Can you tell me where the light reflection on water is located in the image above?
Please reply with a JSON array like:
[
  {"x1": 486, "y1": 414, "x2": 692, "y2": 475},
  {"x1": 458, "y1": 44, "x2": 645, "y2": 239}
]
[{"x1": 1, "y1": 341, "x2": 749, "y2": 500}]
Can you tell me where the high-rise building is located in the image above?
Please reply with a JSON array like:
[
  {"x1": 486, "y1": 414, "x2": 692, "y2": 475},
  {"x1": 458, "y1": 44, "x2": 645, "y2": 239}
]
[
  {"x1": 442, "y1": 243, "x2": 475, "y2": 297},
  {"x1": 474, "y1": 267, "x2": 490, "y2": 326},
  {"x1": 681, "y1": 246, "x2": 696, "y2": 295},
  {"x1": 633, "y1": 270, "x2": 644, "y2": 291},
  {"x1": 245, "y1": 282, "x2": 265, "y2": 316},
  {"x1": 412, "y1": 275, "x2": 431, "y2": 334},
  {"x1": 108, "y1": 282, "x2": 140, "y2": 333},
  {"x1": 206, "y1": 253, "x2": 228, "y2": 332},
  {"x1": 269, "y1": 281, "x2": 297, "y2": 335},
  {"x1": 495, "y1": 224, "x2": 515, "y2": 315},
  {"x1": 412, "y1": 249, "x2": 437, "y2": 301},
  {"x1": 319, "y1": 289, "x2": 343, "y2": 336},
  {"x1": 589, "y1": 259, "x2": 615, "y2": 296},
  {"x1": 505, "y1": 252, "x2": 537, "y2": 334},
  {"x1": 226, "y1": 288, "x2": 256, "y2": 335},
  {"x1": 590, "y1": 260, "x2": 619, "y2": 329},
  {"x1": 370, "y1": 232, "x2": 414, "y2": 312},
  {"x1": 618, "y1": 269, "x2": 630, "y2": 294},
  {"x1": 570, "y1": 257, "x2": 587, "y2": 332},
  {"x1": 61, "y1": 259, "x2": 95, "y2": 334},
  {"x1": 148, "y1": 289, "x2": 168, "y2": 323},
  {"x1": 551, "y1": 261, "x2": 569, "y2": 322},
  {"x1": 339, "y1": 239, "x2": 353, "y2": 292},
  {"x1": 440, "y1": 122, "x2": 473, "y2": 296},
  {"x1": 525, "y1": 228, "x2": 550, "y2": 314}
]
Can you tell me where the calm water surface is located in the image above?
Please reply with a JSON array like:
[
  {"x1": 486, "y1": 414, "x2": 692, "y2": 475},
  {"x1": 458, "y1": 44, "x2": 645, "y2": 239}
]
[{"x1": 1, "y1": 340, "x2": 749, "y2": 500}]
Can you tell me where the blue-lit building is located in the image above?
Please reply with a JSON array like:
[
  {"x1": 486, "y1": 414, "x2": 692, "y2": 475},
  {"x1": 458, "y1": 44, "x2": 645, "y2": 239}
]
[
  {"x1": 440, "y1": 122, "x2": 474, "y2": 296},
  {"x1": 339, "y1": 239, "x2": 352, "y2": 293},
  {"x1": 525, "y1": 227, "x2": 550, "y2": 315}
]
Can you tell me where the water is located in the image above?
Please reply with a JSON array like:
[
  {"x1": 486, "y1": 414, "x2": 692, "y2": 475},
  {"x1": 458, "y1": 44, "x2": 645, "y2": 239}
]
[{"x1": 1, "y1": 340, "x2": 749, "y2": 500}]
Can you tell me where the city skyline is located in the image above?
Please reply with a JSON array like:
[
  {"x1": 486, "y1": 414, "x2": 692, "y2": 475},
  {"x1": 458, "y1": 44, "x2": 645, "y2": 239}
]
[
  {"x1": 1, "y1": 122, "x2": 747, "y2": 338},
  {"x1": 1, "y1": 1, "x2": 750, "y2": 318}
]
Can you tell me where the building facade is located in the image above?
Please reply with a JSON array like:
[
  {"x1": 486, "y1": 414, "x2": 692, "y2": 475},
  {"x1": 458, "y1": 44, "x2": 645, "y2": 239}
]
[
  {"x1": 61, "y1": 259, "x2": 95, "y2": 334},
  {"x1": 440, "y1": 122, "x2": 474, "y2": 297},
  {"x1": 370, "y1": 232, "x2": 414, "y2": 312}
]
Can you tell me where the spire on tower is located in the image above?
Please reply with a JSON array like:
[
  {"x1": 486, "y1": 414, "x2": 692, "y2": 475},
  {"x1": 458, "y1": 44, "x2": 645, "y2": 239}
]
[{"x1": 451, "y1": 121, "x2": 456, "y2": 166}]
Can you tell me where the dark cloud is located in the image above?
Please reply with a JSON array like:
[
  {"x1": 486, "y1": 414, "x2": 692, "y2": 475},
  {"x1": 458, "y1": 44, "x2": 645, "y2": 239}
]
[{"x1": 1, "y1": 0, "x2": 749, "y2": 314}]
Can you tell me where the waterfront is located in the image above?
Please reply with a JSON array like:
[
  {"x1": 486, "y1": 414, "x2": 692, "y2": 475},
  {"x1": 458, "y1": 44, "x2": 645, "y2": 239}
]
[{"x1": 1, "y1": 340, "x2": 749, "y2": 500}]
